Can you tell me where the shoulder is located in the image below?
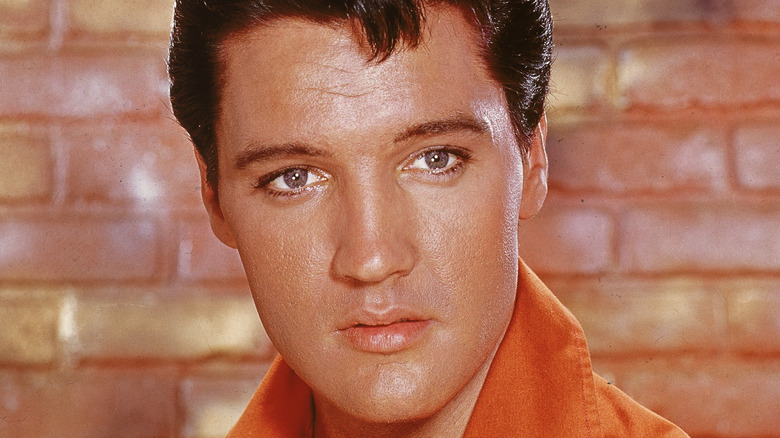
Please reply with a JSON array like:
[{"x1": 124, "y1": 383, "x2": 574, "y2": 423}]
[{"x1": 593, "y1": 374, "x2": 689, "y2": 438}]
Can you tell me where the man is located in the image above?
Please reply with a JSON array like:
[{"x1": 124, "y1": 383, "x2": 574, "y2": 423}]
[{"x1": 169, "y1": 0, "x2": 688, "y2": 436}]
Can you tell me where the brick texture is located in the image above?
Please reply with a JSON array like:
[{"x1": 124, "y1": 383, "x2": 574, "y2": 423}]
[
  {"x1": 177, "y1": 216, "x2": 248, "y2": 282},
  {"x1": 550, "y1": 0, "x2": 731, "y2": 28},
  {"x1": 0, "y1": 125, "x2": 52, "y2": 201},
  {"x1": 734, "y1": 121, "x2": 780, "y2": 191},
  {"x1": 619, "y1": 205, "x2": 780, "y2": 273},
  {"x1": 75, "y1": 292, "x2": 271, "y2": 361},
  {"x1": 69, "y1": 0, "x2": 175, "y2": 37},
  {"x1": 599, "y1": 360, "x2": 780, "y2": 437},
  {"x1": 549, "y1": 44, "x2": 610, "y2": 110},
  {"x1": 0, "y1": 217, "x2": 159, "y2": 281},
  {"x1": 548, "y1": 121, "x2": 727, "y2": 194},
  {"x1": 64, "y1": 121, "x2": 201, "y2": 205},
  {"x1": 0, "y1": 0, "x2": 49, "y2": 40},
  {"x1": 517, "y1": 206, "x2": 614, "y2": 275},
  {"x1": 0, "y1": 53, "x2": 168, "y2": 118},
  {"x1": 0, "y1": 295, "x2": 60, "y2": 365},
  {"x1": 733, "y1": 1, "x2": 780, "y2": 23},
  {"x1": 618, "y1": 39, "x2": 780, "y2": 108},
  {"x1": 0, "y1": 368, "x2": 177, "y2": 438},
  {"x1": 555, "y1": 279, "x2": 725, "y2": 355},
  {"x1": 728, "y1": 282, "x2": 780, "y2": 353}
]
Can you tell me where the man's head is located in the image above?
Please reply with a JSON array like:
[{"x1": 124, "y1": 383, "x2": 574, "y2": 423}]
[
  {"x1": 169, "y1": 0, "x2": 552, "y2": 191},
  {"x1": 169, "y1": 0, "x2": 552, "y2": 434}
]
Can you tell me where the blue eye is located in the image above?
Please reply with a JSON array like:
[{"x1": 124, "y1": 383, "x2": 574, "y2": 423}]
[
  {"x1": 281, "y1": 168, "x2": 308, "y2": 189},
  {"x1": 408, "y1": 148, "x2": 460, "y2": 173},
  {"x1": 423, "y1": 150, "x2": 450, "y2": 170},
  {"x1": 258, "y1": 167, "x2": 328, "y2": 195}
]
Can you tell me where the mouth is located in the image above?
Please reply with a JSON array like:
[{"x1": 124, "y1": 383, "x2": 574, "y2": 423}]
[
  {"x1": 353, "y1": 317, "x2": 417, "y2": 327},
  {"x1": 339, "y1": 318, "x2": 432, "y2": 354}
]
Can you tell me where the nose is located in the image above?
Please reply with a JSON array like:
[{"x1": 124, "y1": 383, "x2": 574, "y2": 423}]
[{"x1": 331, "y1": 182, "x2": 416, "y2": 284}]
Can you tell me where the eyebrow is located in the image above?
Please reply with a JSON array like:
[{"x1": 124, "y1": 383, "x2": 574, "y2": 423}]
[
  {"x1": 234, "y1": 142, "x2": 332, "y2": 170},
  {"x1": 393, "y1": 115, "x2": 491, "y2": 143},
  {"x1": 233, "y1": 115, "x2": 491, "y2": 170}
]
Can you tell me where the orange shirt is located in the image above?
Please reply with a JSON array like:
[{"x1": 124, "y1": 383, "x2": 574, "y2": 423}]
[{"x1": 228, "y1": 262, "x2": 689, "y2": 437}]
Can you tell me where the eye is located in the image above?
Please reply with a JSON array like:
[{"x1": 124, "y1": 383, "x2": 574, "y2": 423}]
[
  {"x1": 404, "y1": 146, "x2": 471, "y2": 178},
  {"x1": 408, "y1": 148, "x2": 460, "y2": 173},
  {"x1": 258, "y1": 167, "x2": 328, "y2": 196}
]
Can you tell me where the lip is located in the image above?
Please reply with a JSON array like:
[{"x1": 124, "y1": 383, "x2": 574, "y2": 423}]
[{"x1": 340, "y1": 319, "x2": 432, "y2": 353}]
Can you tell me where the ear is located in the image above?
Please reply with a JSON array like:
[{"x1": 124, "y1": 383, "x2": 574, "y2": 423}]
[
  {"x1": 518, "y1": 112, "x2": 548, "y2": 220},
  {"x1": 196, "y1": 150, "x2": 237, "y2": 248}
]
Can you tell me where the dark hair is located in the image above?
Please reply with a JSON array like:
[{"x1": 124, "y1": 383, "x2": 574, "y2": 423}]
[{"x1": 168, "y1": 0, "x2": 552, "y2": 190}]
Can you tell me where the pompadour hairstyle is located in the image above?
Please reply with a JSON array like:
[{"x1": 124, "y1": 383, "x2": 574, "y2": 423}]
[{"x1": 168, "y1": 0, "x2": 553, "y2": 190}]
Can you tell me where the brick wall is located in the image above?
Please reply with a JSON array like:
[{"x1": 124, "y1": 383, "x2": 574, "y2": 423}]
[{"x1": 0, "y1": 1, "x2": 777, "y2": 437}]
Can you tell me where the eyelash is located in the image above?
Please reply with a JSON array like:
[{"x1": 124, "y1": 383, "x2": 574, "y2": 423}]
[
  {"x1": 253, "y1": 146, "x2": 472, "y2": 198},
  {"x1": 404, "y1": 146, "x2": 472, "y2": 177},
  {"x1": 253, "y1": 166, "x2": 325, "y2": 198}
]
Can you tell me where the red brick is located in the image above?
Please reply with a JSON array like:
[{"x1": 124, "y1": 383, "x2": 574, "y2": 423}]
[
  {"x1": 0, "y1": 53, "x2": 168, "y2": 118},
  {"x1": 69, "y1": 0, "x2": 175, "y2": 37},
  {"x1": 552, "y1": 278, "x2": 724, "y2": 355},
  {"x1": 0, "y1": 0, "x2": 49, "y2": 40},
  {"x1": 734, "y1": 121, "x2": 780, "y2": 191},
  {"x1": 549, "y1": 44, "x2": 610, "y2": 110},
  {"x1": 0, "y1": 368, "x2": 176, "y2": 438},
  {"x1": 727, "y1": 281, "x2": 780, "y2": 353},
  {"x1": 550, "y1": 0, "x2": 730, "y2": 29},
  {"x1": 75, "y1": 292, "x2": 271, "y2": 360},
  {"x1": 517, "y1": 205, "x2": 613, "y2": 275},
  {"x1": 65, "y1": 121, "x2": 202, "y2": 205},
  {"x1": 548, "y1": 121, "x2": 727, "y2": 194},
  {"x1": 0, "y1": 295, "x2": 60, "y2": 364},
  {"x1": 733, "y1": 1, "x2": 780, "y2": 23},
  {"x1": 618, "y1": 39, "x2": 780, "y2": 108},
  {"x1": 181, "y1": 375, "x2": 269, "y2": 438},
  {"x1": 619, "y1": 205, "x2": 780, "y2": 273},
  {"x1": 0, "y1": 125, "x2": 52, "y2": 201},
  {"x1": 178, "y1": 216, "x2": 247, "y2": 282},
  {"x1": 0, "y1": 217, "x2": 159, "y2": 281},
  {"x1": 599, "y1": 359, "x2": 780, "y2": 437}
]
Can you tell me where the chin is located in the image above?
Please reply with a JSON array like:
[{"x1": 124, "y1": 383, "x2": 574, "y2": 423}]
[
  {"x1": 337, "y1": 364, "x2": 445, "y2": 424},
  {"x1": 347, "y1": 396, "x2": 441, "y2": 426}
]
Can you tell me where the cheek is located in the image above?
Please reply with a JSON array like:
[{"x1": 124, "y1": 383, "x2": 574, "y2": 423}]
[
  {"x1": 418, "y1": 158, "x2": 523, "y2": 283},
  {"x1": 407, "y1": 166, "x2": 522, "y2": 368},
  {"x1": 220, "y1": 196, "x2": 334, "y2": 349}
]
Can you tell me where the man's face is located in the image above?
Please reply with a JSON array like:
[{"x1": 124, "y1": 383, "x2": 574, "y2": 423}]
[{"x1": 205, "y1": 5, "x2": 547, "y2": 426}]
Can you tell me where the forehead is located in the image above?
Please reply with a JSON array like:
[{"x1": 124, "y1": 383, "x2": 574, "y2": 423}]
[{"x1": 216, "y1": 6, "x2": 509, "y2": 153}]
